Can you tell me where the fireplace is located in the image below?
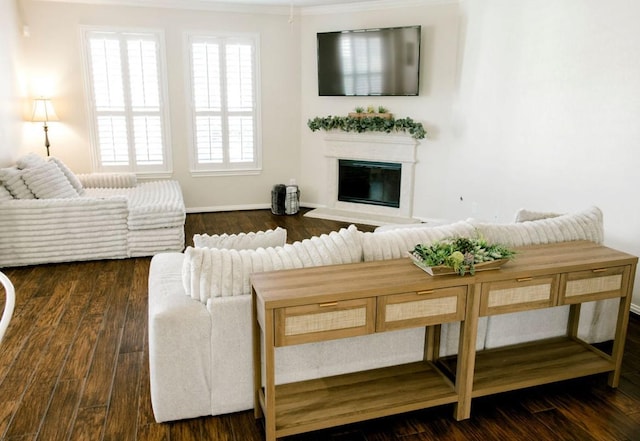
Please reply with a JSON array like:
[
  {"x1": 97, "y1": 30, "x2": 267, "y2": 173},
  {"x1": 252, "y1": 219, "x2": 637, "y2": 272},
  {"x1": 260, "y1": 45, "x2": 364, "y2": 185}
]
[
  {"x1": 338, "y1": 160, "x2": 401, "y2": 208},
  {"x1": 304, "y1": 132, "x2": 419, "y2": 225}
]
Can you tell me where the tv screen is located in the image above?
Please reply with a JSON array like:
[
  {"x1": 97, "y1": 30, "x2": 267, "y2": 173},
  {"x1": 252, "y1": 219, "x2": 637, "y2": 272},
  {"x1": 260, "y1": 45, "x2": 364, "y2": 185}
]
[{"x1": 317, "y1": 25, "x2": 421, "y2": 96}]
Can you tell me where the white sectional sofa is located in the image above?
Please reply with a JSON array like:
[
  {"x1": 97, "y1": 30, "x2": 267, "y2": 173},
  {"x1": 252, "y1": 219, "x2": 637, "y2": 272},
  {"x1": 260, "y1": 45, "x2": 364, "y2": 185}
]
[
  {"x1": 148, "y1": 206, "x2": 617, "y2": 423},
  {"x1": 0, "y1": 154, "x2": 185, "y2": 267}
]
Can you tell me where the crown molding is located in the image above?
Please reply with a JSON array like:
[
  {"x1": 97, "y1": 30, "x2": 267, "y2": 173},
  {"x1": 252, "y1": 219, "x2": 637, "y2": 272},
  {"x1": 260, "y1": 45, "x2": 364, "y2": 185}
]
[
  {"x1": 301, "y1": 0, "x2": 458, "y2": 16},
  {"x1": 35, "y1": 0, "x2": 294, "y2": 15},
  {"x1": 34, "y1": 0, "x2": 457, "y2": 15}
]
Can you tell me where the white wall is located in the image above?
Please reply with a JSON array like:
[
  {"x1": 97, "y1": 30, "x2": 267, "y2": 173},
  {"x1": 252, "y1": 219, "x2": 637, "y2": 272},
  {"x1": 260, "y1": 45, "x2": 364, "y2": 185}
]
[
  {"x1": 0, "y1": 0, "x2": 25, "y2": 167},
  {"x1": 19, "y1": 0, "x2": 302, "y2": 210},
  {"x1": 298, "y1": 2, "x2": 462, "y2": 211},
  {"x1": 447, "y1": 0, "x2": 640, "y2": 310}
]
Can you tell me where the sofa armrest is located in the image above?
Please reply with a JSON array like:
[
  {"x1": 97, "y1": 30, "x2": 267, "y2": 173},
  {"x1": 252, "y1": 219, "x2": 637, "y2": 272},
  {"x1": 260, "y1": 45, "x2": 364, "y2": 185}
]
[
  {"x1": 77, "y1": 173, "x2": 137, "y2": 188},
  {"x1": 148, "y1": 253, "x2": 213, "y2": 422}
]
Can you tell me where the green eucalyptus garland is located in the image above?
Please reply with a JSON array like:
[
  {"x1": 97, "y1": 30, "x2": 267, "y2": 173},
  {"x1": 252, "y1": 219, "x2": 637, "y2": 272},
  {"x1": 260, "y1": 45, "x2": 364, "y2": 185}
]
[{"x1": 307, "y1": 115, "x2": 427, "y2": 140}]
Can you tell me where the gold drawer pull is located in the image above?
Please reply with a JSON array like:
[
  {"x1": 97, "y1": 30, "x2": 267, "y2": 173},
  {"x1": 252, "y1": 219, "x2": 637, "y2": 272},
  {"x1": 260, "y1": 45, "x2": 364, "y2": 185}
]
[
  {"x1": 592, "y1": 268, "x2": 608, "y2": 273},
  {"x1": 417, "y1": 290, "x2": 435, "y2": 296},
  {"x1": 319, "y1": 302, "x2": 338, "y2": 308},
  {"x1": 516, "y1": 277, "x2": 533, "y2": 282}
]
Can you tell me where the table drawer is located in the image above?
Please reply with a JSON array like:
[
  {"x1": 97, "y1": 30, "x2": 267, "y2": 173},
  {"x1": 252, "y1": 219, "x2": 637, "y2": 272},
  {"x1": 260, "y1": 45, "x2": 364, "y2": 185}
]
[
  {"x1": 480, "y1": 275, "x2": 559, "y2": 316},
  {"x1": 275, "y1": 298, "x2": 375, "y2": 346},
  {"x1": 560, "y1": 266, "x2": 630, "y2": 304},
  {"x1": 377, "y1": 286, "x2": 466, "y2": 332}
]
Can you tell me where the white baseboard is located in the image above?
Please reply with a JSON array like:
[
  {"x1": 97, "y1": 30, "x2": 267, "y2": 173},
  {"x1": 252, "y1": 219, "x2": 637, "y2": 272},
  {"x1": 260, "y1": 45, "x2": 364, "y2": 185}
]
[
  {"x1": 186, "y1": 203, "x2": 270, "y2": 213},
  {"x1": 631, "y1": 303, "x2": 640, "y2": 316}
]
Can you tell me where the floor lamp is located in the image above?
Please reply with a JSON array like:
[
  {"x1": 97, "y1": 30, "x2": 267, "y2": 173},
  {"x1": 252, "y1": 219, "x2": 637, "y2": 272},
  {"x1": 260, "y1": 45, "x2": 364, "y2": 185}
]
[{"x1": 31, "y1": 98, "x2": 59, "y2": 157}]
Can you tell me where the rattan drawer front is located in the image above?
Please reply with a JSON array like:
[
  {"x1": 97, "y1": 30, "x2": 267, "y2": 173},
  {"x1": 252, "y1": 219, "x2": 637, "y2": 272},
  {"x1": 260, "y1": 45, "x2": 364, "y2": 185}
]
[
  {"x1": 560, "y1": 266, "x2": 630, "y2": 304},
  {"x1": 480, "y1": 275, "x2": 559, "y2": 316},
  {"x1": 377, "y1": 286, "x2": 466, "y2": 331},
  {"x1": 275, "y1": 298, "x2": 375, "y2": 346}
]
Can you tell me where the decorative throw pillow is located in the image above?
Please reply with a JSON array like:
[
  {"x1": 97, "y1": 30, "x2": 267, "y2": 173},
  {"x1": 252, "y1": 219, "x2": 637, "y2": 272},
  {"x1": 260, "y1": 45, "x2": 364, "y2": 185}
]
[
  {"x1": 193, "y1": 227, "x2": 287, "y2": 249},
  {"x1": 0, "y1": 184, "x2": 13, "y2": 201},
  {"x1": 21, "y1": 161, "x2": 80, "y2": 199},
  {"x1": 361, "y1": 220, "x2": 478, "y2": 262},
  {"x1": 16, "y1": 152, "x2": 46, "y2": 169},
  {"x1": 183, "y1": 225, "x2": 363, "y2": 303},
  {"x1": 469, "y1": 206, "x2": 604, "y2": 247},
  {"x1": 48, "y1": 157, "x2": 84, "y2": 195},
  {"x1": 514, "y1": 208, "x2": 562, "y2": 223},
  {"x1": 0, "y1": 167, "x2": 35, "y2": 199}
]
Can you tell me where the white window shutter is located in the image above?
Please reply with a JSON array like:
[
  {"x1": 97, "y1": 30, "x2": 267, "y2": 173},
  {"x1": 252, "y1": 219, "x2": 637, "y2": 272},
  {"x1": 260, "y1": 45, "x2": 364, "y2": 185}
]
[
  {"x1": 84, "y1": 29, "x2": 170, "y2": 173},
  {"x1": 188, "y1": 33, "x2": 259, "y2": 172}
]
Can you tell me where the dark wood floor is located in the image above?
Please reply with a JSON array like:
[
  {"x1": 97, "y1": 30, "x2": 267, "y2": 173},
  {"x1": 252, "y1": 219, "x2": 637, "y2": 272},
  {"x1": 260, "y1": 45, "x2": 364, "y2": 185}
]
[{"x1": 1, "y1": 208, "x2": 639, "y2": 441}]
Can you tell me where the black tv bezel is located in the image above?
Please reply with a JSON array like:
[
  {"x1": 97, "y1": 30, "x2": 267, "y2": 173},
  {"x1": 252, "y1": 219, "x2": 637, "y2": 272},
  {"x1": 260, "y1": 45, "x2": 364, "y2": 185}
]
[{"x1": 316, "y1": 25, "x2": 422, "y2": 97}]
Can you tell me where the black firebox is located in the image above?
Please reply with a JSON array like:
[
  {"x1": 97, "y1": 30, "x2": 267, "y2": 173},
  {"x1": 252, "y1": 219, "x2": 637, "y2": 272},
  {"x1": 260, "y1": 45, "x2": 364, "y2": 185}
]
[{"x1": 338, "y1": 159, "x2": 401, "y2": 208}]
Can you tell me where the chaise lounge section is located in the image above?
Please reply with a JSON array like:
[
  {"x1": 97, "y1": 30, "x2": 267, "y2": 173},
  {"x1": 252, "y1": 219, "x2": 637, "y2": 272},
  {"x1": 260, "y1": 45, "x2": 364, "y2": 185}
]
[{"x1": 0, "y1": 154, "x2": 185, "y2": 267}]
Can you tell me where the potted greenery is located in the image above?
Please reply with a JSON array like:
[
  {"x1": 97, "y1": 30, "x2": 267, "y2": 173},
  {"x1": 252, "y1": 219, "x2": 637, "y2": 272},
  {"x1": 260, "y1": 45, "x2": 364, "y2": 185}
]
[{"x1": 409, "y1": 236, "x2": 515, "y2": 276}]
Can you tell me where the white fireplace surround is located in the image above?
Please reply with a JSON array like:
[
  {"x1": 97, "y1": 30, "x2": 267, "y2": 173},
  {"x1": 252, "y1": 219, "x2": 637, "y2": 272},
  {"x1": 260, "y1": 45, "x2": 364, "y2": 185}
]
[{"x1": 305, "y1": 132, "x2": 420, "y2": 226}]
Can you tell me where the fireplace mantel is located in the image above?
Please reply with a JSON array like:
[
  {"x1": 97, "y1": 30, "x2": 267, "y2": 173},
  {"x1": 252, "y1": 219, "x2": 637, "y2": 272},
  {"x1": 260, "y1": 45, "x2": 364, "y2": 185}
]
[{"x1": 305, "y1": 132, "x2": 420, "y2": 226}]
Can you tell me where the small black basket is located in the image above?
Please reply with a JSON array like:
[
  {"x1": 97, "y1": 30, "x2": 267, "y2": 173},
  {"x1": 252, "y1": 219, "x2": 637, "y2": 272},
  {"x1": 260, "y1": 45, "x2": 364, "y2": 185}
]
[{"x1": 271, "y1": 184, "x2": 287, "y2": 215}]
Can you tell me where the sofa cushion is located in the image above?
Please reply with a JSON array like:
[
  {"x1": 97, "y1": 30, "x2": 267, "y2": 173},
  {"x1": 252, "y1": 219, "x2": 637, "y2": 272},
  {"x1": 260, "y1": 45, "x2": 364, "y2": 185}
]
[
  {"x1": 193, "y1": 227, "x2": 287, "y2": 249},
  {"x1": 182, "y1": 225, "x2": 362, "y2": 303},
  {"x1": 0, "y1": 167, "x2": 35, "y2": 199},
  {"x1": 470, "y1": 206, "x2": 603, "y2": 247},
  {"x1": 127, "y1": 181, "x2": 186, "y2": 230},
  {"x1": 361, "y1": 220, "x2": 478, "y2": 261},
  {"x1": 21, "y1": 161, "x2": 80, "y2": 199},
  {"x1": 48, "y1": 156, "x2": 85, "y2": 196},
  {"x1": 0, "y1": 184, "x2": 13, "y2": 201},
  {"x1": 16, "y1": 153, "x2": 46, "y2": 169}
]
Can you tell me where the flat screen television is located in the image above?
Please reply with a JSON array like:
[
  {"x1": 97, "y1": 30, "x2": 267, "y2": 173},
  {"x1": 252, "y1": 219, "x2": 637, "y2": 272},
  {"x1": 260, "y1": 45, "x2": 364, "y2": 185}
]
[{"x1": 317, "y1": 25, "x2": 421, "y2": 96}]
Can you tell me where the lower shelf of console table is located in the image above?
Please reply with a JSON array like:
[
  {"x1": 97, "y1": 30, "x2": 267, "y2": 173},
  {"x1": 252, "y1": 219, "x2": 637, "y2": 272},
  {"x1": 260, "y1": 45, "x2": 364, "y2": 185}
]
[
  {"x1": 259, "y1": 360, "x2": 456, "y2": 438},
  {"x1": 437, "y1": 335, "x2": 616, "y2": 398}
]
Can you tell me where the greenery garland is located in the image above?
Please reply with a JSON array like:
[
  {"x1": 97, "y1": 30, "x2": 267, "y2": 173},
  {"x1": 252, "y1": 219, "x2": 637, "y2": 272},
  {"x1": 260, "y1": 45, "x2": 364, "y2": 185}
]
[{"x1": 307, "y1": 115, "x2": 427, "y2": 140}]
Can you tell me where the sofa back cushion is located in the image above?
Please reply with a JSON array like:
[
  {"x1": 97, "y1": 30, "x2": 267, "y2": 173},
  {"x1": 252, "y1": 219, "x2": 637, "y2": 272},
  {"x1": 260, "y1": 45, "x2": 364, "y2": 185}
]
[
  {"x1": 21, "y1": 161, "x2": 80, "y2": 199},
  {"x1": 0, "y1": 184, "x2": 13, "y2": 201},
  {"x1": 193, "y1": 227, "x2": 287, "y2": 249},
  {"x1": 183, "y1": 225, "x2": 363, "y2": 303},
  {"x1": 48, "y1": 157, "x2": 85, "y2": 195},
  {"x1": 469, "y1": 206, "x2": 604, "y2": 247},
  {"x1": 361, "y1": 220, "x2": 478, "y2": 261},
  {"x1": 0, "y1": 167, "x2": 35, "y2": 199}
]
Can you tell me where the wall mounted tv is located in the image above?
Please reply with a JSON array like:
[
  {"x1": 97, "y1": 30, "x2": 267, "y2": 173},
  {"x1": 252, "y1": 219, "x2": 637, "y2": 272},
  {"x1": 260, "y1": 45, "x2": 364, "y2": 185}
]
[{"x1": 317, "y1": 25, "x2": 421, "y2": 96}]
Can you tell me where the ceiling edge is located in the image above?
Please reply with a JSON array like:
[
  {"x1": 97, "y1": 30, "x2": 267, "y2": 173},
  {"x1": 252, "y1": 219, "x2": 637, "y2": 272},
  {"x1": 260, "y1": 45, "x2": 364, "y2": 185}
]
[{"x1": 33, "y1": 0, "x2": 458, "y2": 16}]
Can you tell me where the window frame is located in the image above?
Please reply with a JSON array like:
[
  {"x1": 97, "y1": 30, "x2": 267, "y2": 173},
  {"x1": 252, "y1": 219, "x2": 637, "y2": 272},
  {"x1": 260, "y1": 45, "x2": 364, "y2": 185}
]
[
  {"x1": 184, "y1": 31, "x2": 262, "y2": 176},
  {"x1": 80, "y1": 26, "x2": 173, "y2": 176}
]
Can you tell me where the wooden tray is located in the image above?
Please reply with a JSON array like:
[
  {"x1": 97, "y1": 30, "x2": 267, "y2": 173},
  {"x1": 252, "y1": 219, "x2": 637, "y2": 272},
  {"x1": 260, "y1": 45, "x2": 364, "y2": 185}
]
[{"x1": 408, "y1": 254, "x2": 508, "y2": 276}]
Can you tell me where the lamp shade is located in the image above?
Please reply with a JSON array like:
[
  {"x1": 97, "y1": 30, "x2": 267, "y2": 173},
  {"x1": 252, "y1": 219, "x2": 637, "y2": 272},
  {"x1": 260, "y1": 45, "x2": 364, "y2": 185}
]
[{"x1": 30, "y1": 98, "x2": 59, "y2": 123}]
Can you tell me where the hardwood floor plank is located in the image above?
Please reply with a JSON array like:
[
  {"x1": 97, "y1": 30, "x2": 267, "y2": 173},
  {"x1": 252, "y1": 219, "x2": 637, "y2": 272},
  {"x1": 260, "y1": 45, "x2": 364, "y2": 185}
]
[
  {"x1": 37, "y1": 379, "x2": 83, "y2": 441},
  {"x1": 0, "y1": 209, "x2": 639, "y2": 441},
  {"x1": 79, "y1": 318, "x2": 122, "y2": 408},
  {"x1": 68, "y1": 406, "x2": 107, "y2": 441},
  {"x1": 103, "y1": 351, "x2": 143, "y2": 441},
  {"x1": 60, "y1": 313, "x2": 105, "y2": 381},
  {"x1": 119, "y1": 294, "x2": 147, "y2": 354}
]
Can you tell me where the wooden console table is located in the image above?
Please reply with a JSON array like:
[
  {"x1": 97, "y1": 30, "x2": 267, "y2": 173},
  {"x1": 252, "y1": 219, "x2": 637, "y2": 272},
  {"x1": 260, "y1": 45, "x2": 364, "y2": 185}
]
[{"x1": 251, "y1": 241, "x2": 637, "y2": 441}]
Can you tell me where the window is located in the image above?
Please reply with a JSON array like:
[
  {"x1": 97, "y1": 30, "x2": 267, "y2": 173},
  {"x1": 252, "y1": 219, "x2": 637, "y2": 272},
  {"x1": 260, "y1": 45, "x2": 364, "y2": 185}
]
[
  {"x1": 186, "y1": 33, "x2": 261, "y2": 174},
  {"x1": 81, "y1": 28, "x2": 171, "y2": 174}
]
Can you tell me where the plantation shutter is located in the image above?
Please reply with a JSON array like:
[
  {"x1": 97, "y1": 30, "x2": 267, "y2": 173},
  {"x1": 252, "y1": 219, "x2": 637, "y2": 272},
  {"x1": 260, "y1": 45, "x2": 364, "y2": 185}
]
[
  {"x1": 189, "y1": 34, "x2": 260, "y2": 172},
  {"x1": 84, "y1": 29, "x2": 169, "y2": 172}
]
